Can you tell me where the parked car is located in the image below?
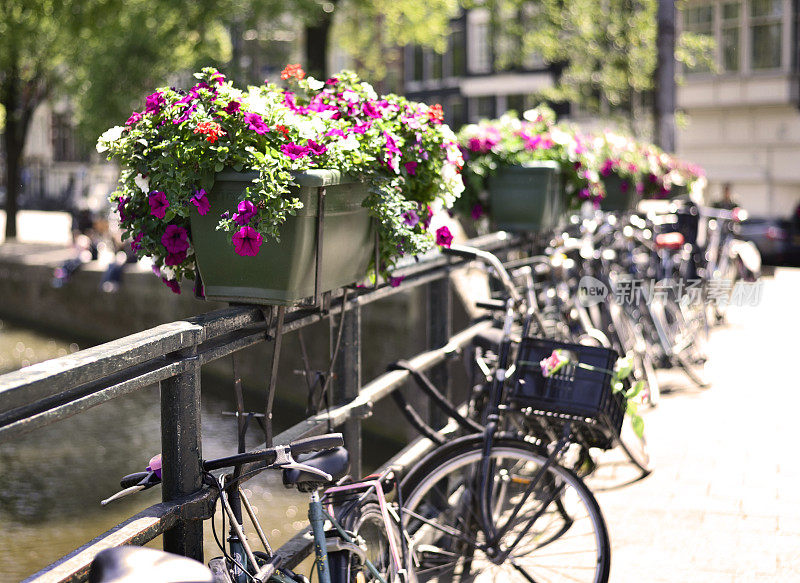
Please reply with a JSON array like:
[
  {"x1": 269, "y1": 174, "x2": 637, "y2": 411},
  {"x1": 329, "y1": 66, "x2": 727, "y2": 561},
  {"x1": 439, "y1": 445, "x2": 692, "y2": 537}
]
[{"x1": 737, "y1": 217, "x2": 794, "y2": 265}]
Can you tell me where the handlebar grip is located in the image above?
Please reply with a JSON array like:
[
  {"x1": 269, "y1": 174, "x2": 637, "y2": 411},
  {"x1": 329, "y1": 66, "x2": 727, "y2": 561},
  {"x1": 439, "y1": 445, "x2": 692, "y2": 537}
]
[
  {"x1": 202, "y1": 433, "x2": 345, "y2": 472},
  {"x1": 290, "y1": 433, "x2": 344, "y2": 456},
  {"x1": 475, "y1": 299, "x2": 507, "y2": 312},
  {"x1": 120, "y1": 472, "x2": 150, "y2": 489},
  {"x1": 441, "y1": 244, "x2": 479, "y2": 261}
]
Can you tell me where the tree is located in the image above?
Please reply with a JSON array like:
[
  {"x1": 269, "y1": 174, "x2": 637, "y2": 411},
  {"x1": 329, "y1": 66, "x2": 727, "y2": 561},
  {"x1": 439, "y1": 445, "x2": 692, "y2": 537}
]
[{"x1": 0, "y1": 0, "x2": 241, "y2": 240}]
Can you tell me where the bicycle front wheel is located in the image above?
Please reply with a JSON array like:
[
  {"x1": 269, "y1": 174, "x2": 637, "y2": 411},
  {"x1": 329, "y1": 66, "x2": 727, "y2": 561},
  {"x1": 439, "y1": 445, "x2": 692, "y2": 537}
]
[{"x1": 400, "y1": 437, "x2": 610, "y2": 583}]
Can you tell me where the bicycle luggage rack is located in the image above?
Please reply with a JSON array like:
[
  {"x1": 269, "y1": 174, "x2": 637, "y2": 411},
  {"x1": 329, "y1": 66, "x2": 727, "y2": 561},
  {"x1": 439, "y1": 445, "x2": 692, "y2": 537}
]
[{"x1": 510, "y1": 338, "x2": 625, "y2": 450}]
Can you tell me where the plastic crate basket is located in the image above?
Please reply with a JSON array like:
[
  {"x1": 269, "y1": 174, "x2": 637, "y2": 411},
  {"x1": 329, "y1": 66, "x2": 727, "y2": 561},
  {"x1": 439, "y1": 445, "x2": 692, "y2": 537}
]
[{"x1": 510, "y1": 338, "x2": 626, "y2": 449}]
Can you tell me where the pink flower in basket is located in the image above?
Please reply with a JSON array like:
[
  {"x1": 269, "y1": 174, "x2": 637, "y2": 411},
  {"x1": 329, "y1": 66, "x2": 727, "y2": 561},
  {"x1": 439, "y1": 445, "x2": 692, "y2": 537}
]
[{"x1": 540, "y1": 349, "x2": 571, "y2": 378}]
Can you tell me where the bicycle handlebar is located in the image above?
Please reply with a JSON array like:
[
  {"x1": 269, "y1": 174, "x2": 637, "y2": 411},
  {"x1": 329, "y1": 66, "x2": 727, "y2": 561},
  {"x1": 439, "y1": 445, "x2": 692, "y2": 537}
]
[
  {"x1": 442, "y1": 245, "x2": 521, "y2": 304},
  {"x1": 202, "y1": 433, "x2": 344, "y2": 472}
]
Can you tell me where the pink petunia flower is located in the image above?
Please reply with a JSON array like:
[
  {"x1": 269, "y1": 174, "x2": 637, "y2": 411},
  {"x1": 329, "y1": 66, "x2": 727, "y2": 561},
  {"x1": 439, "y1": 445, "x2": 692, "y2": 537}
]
[
  {"x1": 164, "y1": 250, "x2": 187, "y2": 266},
  {"x1": 162, "y1": 278, "x2": 181, "y2": 294},
  {"x1": 402, "y1": 210, "x2": 419, "y2": 227},
  {"x1": 131, "y1": 232, "x2": 143, "y2": 252},
  {"x1": 389, "y1": 276, "x2": 405, "y2": 287},
  {"x1": 161, "y1": 224, "x2": 190, "y2": 253},
  {"x1": 244, "y1": 112, "x2": 269, "y2": 134},
  {"x1": 116, "y1": 196, "x2": 130, "y2": 222},
  {"x1": 233, "y1": 200, "x2": 258, "y2": 225},
  {"x1": 436, "y1": 226, "x2": 453, "y2": 248},
  {"x1": 223, "y1": 100, "x2": 241, "y2": 115},
  {"x1": 232, "y1": 226, "x2": 263, "y2": 256},
  {"x1": 307, "y1": 140, "x2": 327, "y2": 156},
  {"x1": 149, "y1": 191, "x2": 169, "y2": 218},
  {"x1": 281, "y1": 143, "x2": 310, "y2": 160},
  {"x1": 145, "y1": 92, "x2": 166, "y2": 115},
  {"x1": 126, "y1": 111, "x2": 143, "y2": 126},
  {"x1": 190, "y1": 189, "x2": 210, "y2": 215},
  {"x1": 404, "y1": 161, "x2": 418, "y2": 175}
]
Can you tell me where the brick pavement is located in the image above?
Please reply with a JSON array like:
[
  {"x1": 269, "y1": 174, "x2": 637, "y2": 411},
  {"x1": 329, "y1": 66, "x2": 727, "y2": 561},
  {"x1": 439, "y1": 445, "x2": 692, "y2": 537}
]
[{"x1": 589, "y1": 268, "x2": 800, "y2": 582}]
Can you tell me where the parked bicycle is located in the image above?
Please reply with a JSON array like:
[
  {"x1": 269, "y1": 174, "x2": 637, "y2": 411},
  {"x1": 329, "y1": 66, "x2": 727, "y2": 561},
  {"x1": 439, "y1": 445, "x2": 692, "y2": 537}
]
[{"x1": 94, "y1": 433, "x2": 413, "y2": 583}]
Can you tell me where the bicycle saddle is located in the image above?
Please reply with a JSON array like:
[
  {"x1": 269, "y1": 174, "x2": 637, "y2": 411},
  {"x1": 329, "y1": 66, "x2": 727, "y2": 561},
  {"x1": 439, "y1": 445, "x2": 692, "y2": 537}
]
[
  {"x1": 282, "y1": 446, "x2": 350, "y2": 491},
  {"x1": 88, "y1": 546, "x2": 214, "y2": 583}
]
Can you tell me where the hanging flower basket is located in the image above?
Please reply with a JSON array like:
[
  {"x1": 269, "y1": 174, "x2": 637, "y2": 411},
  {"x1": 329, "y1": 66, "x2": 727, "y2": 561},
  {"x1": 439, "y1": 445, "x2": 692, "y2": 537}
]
[{"x1": 191, "y1": 170, "x2": 373, "y2": 305}]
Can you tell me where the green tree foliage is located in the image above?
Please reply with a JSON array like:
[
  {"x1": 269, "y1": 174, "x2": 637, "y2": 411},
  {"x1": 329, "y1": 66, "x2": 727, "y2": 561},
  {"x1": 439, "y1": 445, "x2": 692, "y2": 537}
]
[
  {"x1": 334, "y1": 0, "x2": 458, "y2": 84},
  {"x1": 0, "y1": 0, "x2": 240, "y2": 238},
  {"x1": 333, "y1": 0, "x2": 713, "y2": 133}
]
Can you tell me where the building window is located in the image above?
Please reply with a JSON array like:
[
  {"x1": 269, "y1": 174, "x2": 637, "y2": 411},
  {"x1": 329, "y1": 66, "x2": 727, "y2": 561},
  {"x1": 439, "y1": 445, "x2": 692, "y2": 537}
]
[
  {"x1": 412, "y1": 46, "x2": 425, "y2": 82},
  {"x1": 446, "y1": 96, "x2": 467, "y2": 129},
  {"x1": 432, "y1": 50, "x2": 444, "y2": 80},
  {"x1": 476, "y1": 96, "x2": 495, "y2": 119},
  {"x1": 750, "y1": 0, "x2": 782, "y2": 70},
  {"x1": 683, "y1": 4, "x2": 714, "y2": 73},
  {"x1": 721, "y1": 2, "x2": 741, "y2": 72},
  {"x1": 51, "y1": 112, "x2": 84, "y2": 162},
  {"x1": 506, "y1": 94, "x2": 526, "y2": 114},
  {"x1": 450, "y1": 25, "x2": 466, "y2": 77},
  {"x1": 468, "y1": 10, "x2": 492, "y2": 74}
]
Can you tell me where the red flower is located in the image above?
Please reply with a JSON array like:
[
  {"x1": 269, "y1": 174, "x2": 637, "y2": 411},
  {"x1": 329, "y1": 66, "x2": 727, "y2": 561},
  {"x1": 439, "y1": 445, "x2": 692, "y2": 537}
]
[
  {"x1": 274, "y1": 124, "x2": 290, "y2": 138},
  {"x1": 280, "y1": 64, "x2": 306, "y2": 81},
  {"x1": 428, "y1": 104, "x2": 444, "y2": 124},
  {"x1": 193, "y1": 121, "x2": 224, "y2": 143}
]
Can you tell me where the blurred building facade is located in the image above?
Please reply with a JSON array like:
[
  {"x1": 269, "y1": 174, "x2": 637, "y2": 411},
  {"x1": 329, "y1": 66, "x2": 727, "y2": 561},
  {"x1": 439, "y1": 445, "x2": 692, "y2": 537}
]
[
  {"x1": 402, "y1": 7, "x2": 565, "y2": 129},
  {"x1": 677, "y1": 0, "x2": 800, "y2": 217}
]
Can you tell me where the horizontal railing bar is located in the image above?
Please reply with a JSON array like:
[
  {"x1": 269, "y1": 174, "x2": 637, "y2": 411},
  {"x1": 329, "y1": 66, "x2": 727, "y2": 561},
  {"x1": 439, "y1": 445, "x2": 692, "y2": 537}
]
[
  {"x1": 195, "y1": 327, "x2": 269, "y2": 367},
  {"x1": 23, "y1": 489, "x2": 214, "y2": 583},
  {"x1": 0, "y1": 359, "x2": 187, "y2": 441},
  {"x1": 0, "y1": 321, "x2": 202, "y2": 415},
  {"x1": 187, "y1": 305, "x2": 266, "y2": 341}
]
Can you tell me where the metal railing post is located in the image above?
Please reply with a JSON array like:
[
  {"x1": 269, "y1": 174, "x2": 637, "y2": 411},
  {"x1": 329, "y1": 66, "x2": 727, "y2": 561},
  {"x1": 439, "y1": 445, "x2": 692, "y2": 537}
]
[
  {"x1": 332, "y1": 301, "x2": 363, "y2": 479},
  {"x1": 161, "y1": 345, "x2": 204, "y2": 561},
  {"x1": 427, "y1": 276, "x2": 452, "y2": 429}
]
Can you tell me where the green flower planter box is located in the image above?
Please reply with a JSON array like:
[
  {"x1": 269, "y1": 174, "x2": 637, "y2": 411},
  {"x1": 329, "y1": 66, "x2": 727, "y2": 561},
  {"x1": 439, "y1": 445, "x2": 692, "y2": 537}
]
[
  {"x1": 191, "y1": 170, "x2": 374, "y2": 305},
  {"x1": 600, "y1": 174, "x2": 637, "y2": 211},
  {"x1": 487, "y1": 162, "x2": 562, "y2": 232}
]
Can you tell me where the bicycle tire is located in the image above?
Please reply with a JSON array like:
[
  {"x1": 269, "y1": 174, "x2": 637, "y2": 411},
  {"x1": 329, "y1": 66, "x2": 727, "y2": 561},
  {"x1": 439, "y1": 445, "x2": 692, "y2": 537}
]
[
  {"x1": 663, "y1": 301, "x2": 710, "y2": 388},
  {"x1": 616, "y1": 414, "x2": 652, "y2": 476},
  {"x1": 329, "y1": 498, "x2": 405, "y2": 582},
  {"x1": 400, "y1": 436, "x2": 611, "y2": 583}
]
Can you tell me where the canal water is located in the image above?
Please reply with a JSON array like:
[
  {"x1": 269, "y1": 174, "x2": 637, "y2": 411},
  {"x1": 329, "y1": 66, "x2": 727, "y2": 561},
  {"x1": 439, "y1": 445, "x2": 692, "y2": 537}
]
[{"x1": 0, "y1": 321, "x2": 314, "y2": 581}]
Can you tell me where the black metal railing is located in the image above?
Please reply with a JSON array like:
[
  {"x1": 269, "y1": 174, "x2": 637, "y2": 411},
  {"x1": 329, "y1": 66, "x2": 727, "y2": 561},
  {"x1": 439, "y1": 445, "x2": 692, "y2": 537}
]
[{"x1": 0, "y1": 231, "x2": 524, "y2": 583}]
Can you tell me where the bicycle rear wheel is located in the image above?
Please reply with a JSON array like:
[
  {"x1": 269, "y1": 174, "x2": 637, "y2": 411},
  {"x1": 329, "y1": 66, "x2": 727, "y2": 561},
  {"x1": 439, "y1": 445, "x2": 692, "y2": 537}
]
[
  {"x1": 329, "y1": 498, "x2": 405, "y2": 582},
  {"x1": 400, "y1": 437, "x2": 610, "y2": 583}
]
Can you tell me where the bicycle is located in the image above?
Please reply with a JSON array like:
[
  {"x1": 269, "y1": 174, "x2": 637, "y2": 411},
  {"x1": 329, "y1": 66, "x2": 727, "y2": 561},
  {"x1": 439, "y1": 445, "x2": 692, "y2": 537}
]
[
  {"x1": 390, "y1": 245, "x2": 643, "y2": 582},
  {"x1": 93, "y1": 432, "x2": 413, "y2": 583}
]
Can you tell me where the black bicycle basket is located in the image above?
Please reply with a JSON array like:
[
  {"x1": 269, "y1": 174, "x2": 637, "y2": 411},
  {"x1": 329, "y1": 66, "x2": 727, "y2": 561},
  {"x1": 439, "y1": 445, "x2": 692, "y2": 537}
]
[{"x1": 509, "y1": 337, "x2": 626, "y2": 449}]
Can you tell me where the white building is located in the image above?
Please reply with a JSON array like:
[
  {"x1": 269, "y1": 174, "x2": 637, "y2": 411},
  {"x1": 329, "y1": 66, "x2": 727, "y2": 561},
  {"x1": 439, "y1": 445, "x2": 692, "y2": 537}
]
[{"x1": 678, "y1": 0, "x2": 800, "y2": 218}]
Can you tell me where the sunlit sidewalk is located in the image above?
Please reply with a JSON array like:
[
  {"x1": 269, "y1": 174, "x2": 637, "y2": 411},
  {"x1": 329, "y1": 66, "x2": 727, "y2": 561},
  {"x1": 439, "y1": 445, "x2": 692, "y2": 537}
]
[{"x1": 590, "y1": 268, "x2": 800, "y2": 582}]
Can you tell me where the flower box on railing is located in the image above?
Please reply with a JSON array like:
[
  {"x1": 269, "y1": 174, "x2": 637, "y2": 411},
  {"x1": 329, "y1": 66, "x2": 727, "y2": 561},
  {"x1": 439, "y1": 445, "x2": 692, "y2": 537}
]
[
  {"x1": 487, "y1": 161, "x2": 563, "y2": 232},
  {"x1": 191, "y1": 170, "x2": 373, "y2": 305}
]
